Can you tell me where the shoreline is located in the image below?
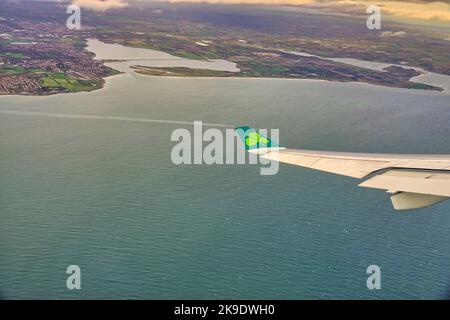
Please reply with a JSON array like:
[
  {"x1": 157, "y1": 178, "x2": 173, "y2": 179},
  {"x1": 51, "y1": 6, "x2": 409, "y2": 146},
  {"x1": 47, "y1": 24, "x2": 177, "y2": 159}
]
[
  {"x1": 1, "y1": 71, "x2": 447, "y2": 99},
  {"x1": 2, "y1": 38, "x2": 448, "y2": 97},
  {"x1": 1, "y1": 56, "x2": 448, "y2": 98},
  {"x1": 132, "y1": 72, "x2": 445, "y2": 92}
]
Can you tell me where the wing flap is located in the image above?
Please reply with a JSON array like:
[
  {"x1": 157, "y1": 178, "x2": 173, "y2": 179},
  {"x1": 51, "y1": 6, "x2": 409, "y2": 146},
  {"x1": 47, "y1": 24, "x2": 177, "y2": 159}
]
[
  {"x1": 359, "y1": 170, "x2": 450, "y2": 197},
  {"x1": 395, "y1": 160, "x2": 450, "y2": 171},
  {"x1": 390, "y1": 192, "x2": 448, "y2": 210}
]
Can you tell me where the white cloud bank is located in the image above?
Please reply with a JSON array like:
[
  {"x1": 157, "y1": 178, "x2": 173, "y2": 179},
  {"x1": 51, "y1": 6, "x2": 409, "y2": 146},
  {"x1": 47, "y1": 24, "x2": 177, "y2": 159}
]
[
  {"x1": 72, "y1": 0, "x2": 128, "y2": 11},
  {"x1": 70, "y1": 0, "x2": 450, "y2": 22}
]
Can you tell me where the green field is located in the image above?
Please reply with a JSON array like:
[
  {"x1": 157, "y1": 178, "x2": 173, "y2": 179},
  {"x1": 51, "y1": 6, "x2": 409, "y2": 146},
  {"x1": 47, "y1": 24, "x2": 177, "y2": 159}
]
[
  {"x1": 0, "y1": 64, "x2": 26, "y2": 74},
  {"x1": 40, "y1": 74, "x2": 98, "y2": 92},
  {"x1": 4, "y1": 52, "x2": 27, "y2": 59}
]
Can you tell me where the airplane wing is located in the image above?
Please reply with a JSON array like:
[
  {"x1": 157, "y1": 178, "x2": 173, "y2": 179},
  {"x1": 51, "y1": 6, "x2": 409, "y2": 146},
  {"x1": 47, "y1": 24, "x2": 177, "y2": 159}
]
[{"x1": 235, "y1": 126, "x2": 450, "y2": 211}]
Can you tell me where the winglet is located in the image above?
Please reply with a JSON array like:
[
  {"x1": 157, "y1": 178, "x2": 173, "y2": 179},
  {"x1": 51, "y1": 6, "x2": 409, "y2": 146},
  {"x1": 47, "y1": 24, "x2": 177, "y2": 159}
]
[{"x1": 235, "y1": 126, "x2": 282, "y2": 152}]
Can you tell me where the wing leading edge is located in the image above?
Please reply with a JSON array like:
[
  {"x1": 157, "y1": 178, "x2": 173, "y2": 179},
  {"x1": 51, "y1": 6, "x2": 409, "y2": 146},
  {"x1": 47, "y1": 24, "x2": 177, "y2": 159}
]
[{"x1": 235, "y1": 127, "x2": 450, "y2": 211}]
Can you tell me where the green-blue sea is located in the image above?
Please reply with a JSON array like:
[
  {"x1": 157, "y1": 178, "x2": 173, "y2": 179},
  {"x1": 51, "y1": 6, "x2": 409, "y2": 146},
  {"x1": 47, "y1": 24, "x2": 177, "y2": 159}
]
[{"x1": 1, "y1": 53, "x2": 450, "y2": 299}]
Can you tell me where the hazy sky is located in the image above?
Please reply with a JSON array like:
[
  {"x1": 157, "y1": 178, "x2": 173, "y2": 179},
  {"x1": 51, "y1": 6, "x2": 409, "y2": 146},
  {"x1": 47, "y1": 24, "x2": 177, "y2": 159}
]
[{"x1": 69, "y1": 0, "x2": 450, "y2": 22}]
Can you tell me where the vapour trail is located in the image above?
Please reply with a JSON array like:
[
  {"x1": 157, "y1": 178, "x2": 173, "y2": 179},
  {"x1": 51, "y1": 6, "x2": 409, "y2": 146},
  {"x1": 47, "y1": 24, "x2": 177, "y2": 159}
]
[{"x1": 0, "y1": 109, "x2": 233, "y2": 128}]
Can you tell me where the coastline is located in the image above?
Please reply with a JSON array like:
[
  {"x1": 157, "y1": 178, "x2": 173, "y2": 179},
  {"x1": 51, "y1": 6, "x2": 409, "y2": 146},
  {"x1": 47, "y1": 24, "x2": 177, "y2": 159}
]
[{"x1": 2, "y1": 38, "x2": 449, "y2": 98}]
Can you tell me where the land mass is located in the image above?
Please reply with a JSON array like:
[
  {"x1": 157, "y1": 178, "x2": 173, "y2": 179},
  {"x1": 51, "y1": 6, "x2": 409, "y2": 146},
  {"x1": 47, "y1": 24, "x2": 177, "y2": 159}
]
[
  {"x1": 0, "y1": 1, "x2": 448, "y2": 95},
  {"x1": 131, "y1": 63, "x2": 439, "y2": 91}
]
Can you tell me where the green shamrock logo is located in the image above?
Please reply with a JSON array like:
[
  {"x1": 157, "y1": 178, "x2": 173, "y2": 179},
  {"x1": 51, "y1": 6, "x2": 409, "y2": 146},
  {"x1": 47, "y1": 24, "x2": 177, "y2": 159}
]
[{"x1": 245, "y1": 132, "x2": 269, "y2": 147}]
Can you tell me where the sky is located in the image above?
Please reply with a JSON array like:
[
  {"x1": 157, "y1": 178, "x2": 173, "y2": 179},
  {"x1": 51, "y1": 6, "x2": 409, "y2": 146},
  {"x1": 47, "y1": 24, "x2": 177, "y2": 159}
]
[{"x1": 68, "y1": 0, "x2": 450, "y2": 23}]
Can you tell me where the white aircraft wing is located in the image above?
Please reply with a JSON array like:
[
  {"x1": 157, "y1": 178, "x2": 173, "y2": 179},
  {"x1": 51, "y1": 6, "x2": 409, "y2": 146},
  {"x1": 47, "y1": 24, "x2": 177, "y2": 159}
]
[
  {"x1": 261, "y1": 149, "x2": 450, "y2": 210},
  {"x1": 235, "y1": 126, "x2": 450, "y2": 211}
]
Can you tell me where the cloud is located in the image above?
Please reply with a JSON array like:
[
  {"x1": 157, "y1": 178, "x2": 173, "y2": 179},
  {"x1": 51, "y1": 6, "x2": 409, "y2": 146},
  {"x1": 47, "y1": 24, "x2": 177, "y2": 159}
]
[
  {"x1": 169, "y1": 0, "x2": 315, "y2": 4},
  {"x1": 373, "y1": 1, "x2": 450, "y2": 22},
  {"x1": 165, "y1": 0, "x2": 450, "y2": 22},
  {"x1": 72, "y1": 0, "x2": 128, "y2": 11},
  {"x1": 69, "y1": 0, "x2": 450, "y2": 22},
  {"x1": 333, "y1": 1, "x2": 450, "y2": 22},
  {"x1": 380, "y1": 30, "x2": 407, "y2": 37}
]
